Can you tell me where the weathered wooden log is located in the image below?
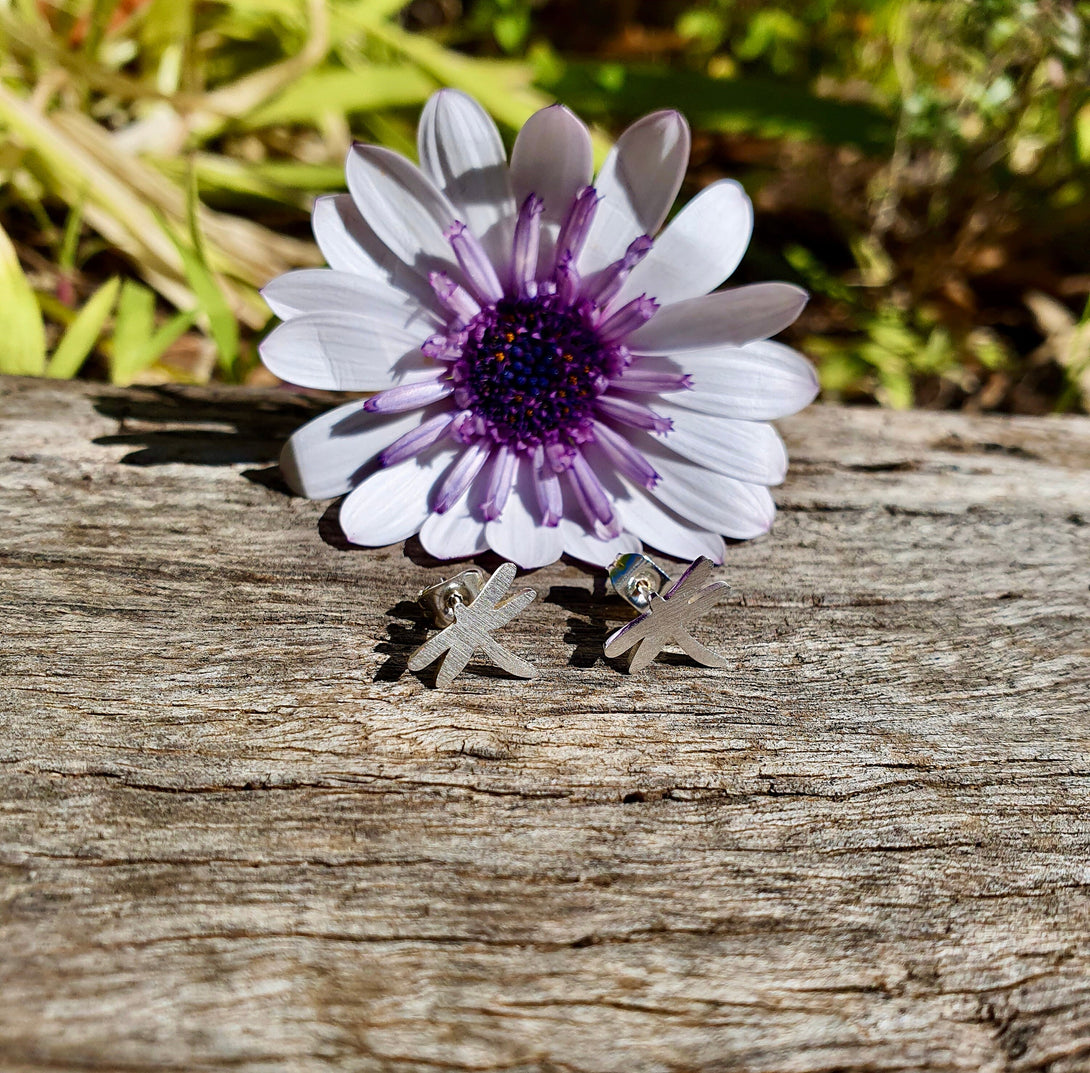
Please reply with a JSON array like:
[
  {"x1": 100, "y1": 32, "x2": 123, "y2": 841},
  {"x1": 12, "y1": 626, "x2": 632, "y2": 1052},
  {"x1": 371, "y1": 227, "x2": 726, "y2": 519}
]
[{"x1": 2, "y1": 374, "x2": 1089, "y2": 1072}]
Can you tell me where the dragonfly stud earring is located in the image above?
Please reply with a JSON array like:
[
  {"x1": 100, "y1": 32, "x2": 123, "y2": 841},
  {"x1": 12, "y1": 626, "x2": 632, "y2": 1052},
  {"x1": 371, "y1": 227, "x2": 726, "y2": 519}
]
[
  {"x1": 408, "y1": 561, "x2": 538, "y2": 687},
  {"x1": 604, "y1": 553, "x2": 730, "y2": 673}
]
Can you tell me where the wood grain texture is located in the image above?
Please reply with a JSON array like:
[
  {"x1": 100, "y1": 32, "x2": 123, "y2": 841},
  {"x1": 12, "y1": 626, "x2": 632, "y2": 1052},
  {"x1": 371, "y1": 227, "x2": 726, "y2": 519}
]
[{"x1": 1, "y1": 374, "x2": 1089, "y2": 1073}]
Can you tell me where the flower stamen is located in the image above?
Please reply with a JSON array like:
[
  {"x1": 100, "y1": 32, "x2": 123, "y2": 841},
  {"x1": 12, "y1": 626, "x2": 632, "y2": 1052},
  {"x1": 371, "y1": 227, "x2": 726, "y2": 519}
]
[
  {"x1": 511, "y1": 194, "x2": 544, "y2": 299},
  {"x1": 481, "y1": 445, "x2": 518, "y2": 520},
  {"x1": 584, "y1": 235, "x2": 653, "y2": 309},
  {"x1": 429, "y1": 271, "x2": 480, "y2": 323},
  {"x1": 532, "y1": 445, "x2": 563, "y2": 526},
  {"x1": 598, "y1": 295, "x2": 659, "y2": 342},
  {"x1": 592, "y1": 420, "x2": 660, "y2": 489},
  {"x1": 594, "y1": 394, "x2": 672, "y2": 433},
  {"x1": 608, "y1": 365, "x2": 694, "y2": 393},
  {"x1": 364, "y1": 378, "x2": 453, "y2": 414},
  {"x1": 554, "y1": 185, "x2": 599, "y2": 270},
  {"x1": 433, "y1": 441, "x2": 491, "y2": 514},
  {"x1": 446, "y1": 221, "x2": 504, "y2": 304},
  {"x1": 377, "y1": 412, "x2": 455, "y2": 467},
  {"x1": 448, "y1": 294, "x2": 623, "y2": 452}
]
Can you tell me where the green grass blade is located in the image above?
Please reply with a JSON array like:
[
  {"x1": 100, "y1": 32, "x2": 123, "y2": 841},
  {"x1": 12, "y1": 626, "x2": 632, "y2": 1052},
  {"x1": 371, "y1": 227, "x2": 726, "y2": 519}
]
[
  {"x1": 173, "y1": 237, "x2": 240, "y2": 377},
  {"x1": 109, "y1": 279, "x2": 158, "y2": 384},
  {"x1": 0, "y1": 219, "x2": 46, "y2": 375},
  {"x1": 149, "y1": 154, "x2": 344, "y2": 208},
  {"x1": 347, "y1": 12, "x2": 598, "y2": 154},
  {"x1": 58, "y1": 200, "x2": 85, "y2": 274},
  {"x1": 175, "y1": 181, "x2": 240, "y2": 377},
  {"x1": 538, "y1": 62, "x2": 894, "y2": 153},
  {"x1": 141, "y1": 308, "x2": 200, "y2": 372},
  {"x1": 353, "y1": 0, "x2": 412, "y2": 19},
  {"x1": 109, "y1": 278, "x2": 200, "y2": 385},
  {"x1": 241, "y1": 65, "x2": 434, "y2": 128},
  {"x1": 81, "y1": 0, "x2": 116, "y2": 59},
  {"x1": 45, "y1": 276, "x2": 121, "y2": 379}
]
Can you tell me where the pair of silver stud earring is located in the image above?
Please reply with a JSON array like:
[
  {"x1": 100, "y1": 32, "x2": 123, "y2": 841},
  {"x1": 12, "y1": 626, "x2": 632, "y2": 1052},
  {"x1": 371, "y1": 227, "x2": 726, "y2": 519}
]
[{"x1": 407, "y1": 553, "x2": 729, "y2": 687}]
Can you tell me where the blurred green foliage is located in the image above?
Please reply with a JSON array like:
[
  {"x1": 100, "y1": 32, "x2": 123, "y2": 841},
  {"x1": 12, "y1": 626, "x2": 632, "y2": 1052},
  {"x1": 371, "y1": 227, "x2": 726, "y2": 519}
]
[
  {"x1": 1, "y1": 0, "x2": 1087, "y2": 411},
  {"x1": 468, "y1": 0, "x2": 1090, "y2": 410},
  {"x1": 0, "y1": 0, "x2": 562, "y2": 384}
]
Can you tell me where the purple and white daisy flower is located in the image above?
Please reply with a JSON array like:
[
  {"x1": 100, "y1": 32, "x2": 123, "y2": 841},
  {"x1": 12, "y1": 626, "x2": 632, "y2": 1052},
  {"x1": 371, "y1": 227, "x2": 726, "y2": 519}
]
[{"x1": 260, "y1": 90, "x2": 818, "y2": 568}]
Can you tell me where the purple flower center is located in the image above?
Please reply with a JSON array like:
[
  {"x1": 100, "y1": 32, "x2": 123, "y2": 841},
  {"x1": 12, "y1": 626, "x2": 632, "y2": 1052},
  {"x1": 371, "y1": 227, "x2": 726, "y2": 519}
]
[{"x1": 451, "y1": 294, "x2": 622, "y2": 451}]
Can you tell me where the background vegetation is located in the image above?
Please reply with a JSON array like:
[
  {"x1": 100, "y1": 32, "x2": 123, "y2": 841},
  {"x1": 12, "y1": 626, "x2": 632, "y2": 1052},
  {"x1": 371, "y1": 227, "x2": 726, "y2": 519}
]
[{"x1": 1, "y1": 0, "x2": 1087, "y2": 412}]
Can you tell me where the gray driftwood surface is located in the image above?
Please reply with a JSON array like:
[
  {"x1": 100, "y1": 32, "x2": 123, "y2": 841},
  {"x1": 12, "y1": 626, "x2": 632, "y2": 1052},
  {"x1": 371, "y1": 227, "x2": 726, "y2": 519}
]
[{"x1": 2, "y1": 373, "x2": 1089, "y2": 1073}]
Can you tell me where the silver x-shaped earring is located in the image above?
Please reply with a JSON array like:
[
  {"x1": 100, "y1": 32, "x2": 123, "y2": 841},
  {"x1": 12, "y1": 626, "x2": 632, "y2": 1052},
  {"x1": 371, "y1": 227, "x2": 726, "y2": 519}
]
[
  {"x1": 408, "y1": 561, "x2": 538, "y2": 687},
  {"x1": 604, "y1": 553, "x2": 729, "y2": 673}
]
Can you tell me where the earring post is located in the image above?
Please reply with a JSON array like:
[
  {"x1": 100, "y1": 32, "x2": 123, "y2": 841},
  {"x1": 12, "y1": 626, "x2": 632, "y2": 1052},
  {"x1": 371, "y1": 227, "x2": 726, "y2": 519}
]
[
  {"x1": 418, "y1": 568, "x2": 485, "y2": 628},
  {"x1": 607, "y1": 553, "x2": 671, "y2": 612}
]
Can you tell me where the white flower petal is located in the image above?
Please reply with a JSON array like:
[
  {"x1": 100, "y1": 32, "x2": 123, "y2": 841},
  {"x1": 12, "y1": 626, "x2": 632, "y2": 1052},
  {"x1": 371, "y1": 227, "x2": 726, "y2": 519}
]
[
  {"x1": 280, "y1": 400, "x2": 436, "y2": 500},
  {"x1": 419, "y1": 510, "x2": 488, "y2": 560},
  {"x1": 417, "y1": 89, "x2": 516, "y2": 272},
  {"x1": 340, "y1": 444, "x2": 458, "y2": 547},
  {"x1": 578, "y1": 444, "x2": 725, "y2": 564},
  {"x1": 418, "y1": 462, "x2": 489, "y2": 559},
  {"x1": 650, "y1": 403, "x2": 788, "y2": 485},
  {"x1": 345, "y1": 144, "x2": 462, "y2": 283},
  {"x1": 579, "y1": 109, "x2": 690, "y2": 275},
  {"x1": 559, "y1": 519, "x2": 642, "y2": 567},
  {"x1": 641, "y1": 341, "x2": 819, "y2": 420},
  {"x1": 259, "y1": 312, "x2": 434, "y2": 391},
  {"x1": 310, "y1": 194, "x2": 442, "y2": 314},
  {"x1": 262, "y1": 269, "x2": 440, "y2": 334},
  {"x1": 554, "y1": 472, "x2": 640, "y2": 566},
  {"x1": 485, "y1": 458, "x2": 565, "y2": 569},
  {"x1": 612, "y1": 180, "x2": 753, "y2": 308},
  {"x1": 623, "y1": 431, "x2": 776, "y2": 539},
  {"x1": 613, "y1": 481, "x2": 727, "y2": 564},
  {"x1": 312, "y1": 194, "x2": 385, "y2": 278},
  {"x1": 510, "y1": 104, "x2": 593, "y2": 225},
  {"x1": 627, "y1": 282, "x2": 808, "y2": 352}
]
